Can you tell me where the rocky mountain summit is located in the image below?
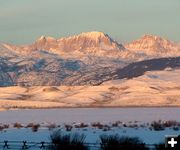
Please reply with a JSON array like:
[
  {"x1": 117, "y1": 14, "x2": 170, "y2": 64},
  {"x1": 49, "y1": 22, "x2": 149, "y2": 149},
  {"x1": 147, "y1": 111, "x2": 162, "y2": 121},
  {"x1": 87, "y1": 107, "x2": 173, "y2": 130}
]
[
  {"x1": 7, "y1": 32, "x2": 124, "y2": 56},
  {"x1": 125, "y1": 34, "x2": 180, "y2": 55},
  {"x1": 0, "y1": 32, "x2": 180, "y2": 86}
]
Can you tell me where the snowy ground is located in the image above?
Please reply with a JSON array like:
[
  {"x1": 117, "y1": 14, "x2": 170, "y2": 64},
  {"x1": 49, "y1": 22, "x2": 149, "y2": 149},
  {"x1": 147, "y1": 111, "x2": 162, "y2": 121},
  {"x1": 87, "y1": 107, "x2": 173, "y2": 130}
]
[
  {"x1": 0, "y1": 69, "x2": 180, "y2": 109},
  {"x1": 0, "y1": 108, "x2": 180, "y2": 124},
  {"x1": 0, "y1": 108, "x2": 180, "y2": 144},
  {"x1": 0, "y1": 124, "x2": 179, "y2": 145}
]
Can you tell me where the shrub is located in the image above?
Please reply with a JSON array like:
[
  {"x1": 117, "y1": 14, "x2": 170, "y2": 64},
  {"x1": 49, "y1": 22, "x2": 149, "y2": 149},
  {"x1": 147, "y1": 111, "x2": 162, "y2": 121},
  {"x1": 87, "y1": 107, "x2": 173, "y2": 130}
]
[
  {"x1": 65, "y1": 124, "x2": 73, "y2": 132},
  {"x1": 112, "y1": 122, "x2": 119, "y2": 127},
  {"x1": 31, "y1": 124, "x2": 40, "y2": 132},
  {"x1": 151, "y1": 121, "x2": 165, "y2": 131},
  {"x1": 163, "y1": 120, "x2": 177, "y2": 128},
  {"x1": 0, "y1": 124, "x2": 9, "y2": 131},
  {"x1": 150, "y1": 120, "x2": 179, "y2": 131},
  {"x1": 100, "y1": 134, "x2": 149, "y2": 150},
  {"x1": 26, "y1": 123, "x2": 34, "y2": 128},
  {"x1": 13, "y1": 123, "x2": 23, "y2": 128},
  {"x1": 91, "y1": 122, "x2": 104, "y2": 129},
  {"x1": 3, "y1": 124, "x2": 9, "y2": 129},
  {"x1": 47, "y1": 124, "x2": 57, "y2": 130},
  {"x1": 26, "y1": 123, "x2": 40, "y2": 132},
  {"x1": 48, "y1": 131, "x2": 88, "y2": 150},
  {"x1": 127, "y1": 124, "x2": 138, "y2": 128},
  {"x1": 0, "y1": 126, "x2": 3, "y2": 131},
  {"x1": 75, "y1": 123, "x2": 89, "y2": 128}
]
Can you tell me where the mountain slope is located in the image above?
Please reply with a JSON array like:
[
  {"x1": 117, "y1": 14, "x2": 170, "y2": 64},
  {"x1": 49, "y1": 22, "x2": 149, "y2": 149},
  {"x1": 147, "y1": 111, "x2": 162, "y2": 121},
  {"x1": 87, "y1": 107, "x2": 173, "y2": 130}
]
[
  {"x1": 63, "y1": 57, "x2": 180, "y2": 85},
  {"x1": 0, "y1": 50, "x2": 86, "y2": 86},
  {"x1": 125, "y1": 34, "x2": 180, "y2": 55},
  {"x1": 0, "y1": 69, "x2": 180, "y2": 108},
  {"x1": 8, "y1": 32, "x2": 124, "y2": 56},
  {"x1": 57, "y1": 31, "x2": 125, "y2": 51},
  {"x1": 5, "y1": 32, "x2": 180, "y2": 61},
  {"x1": 0, "y1": 32, "x2": 180, "y2": 87}
]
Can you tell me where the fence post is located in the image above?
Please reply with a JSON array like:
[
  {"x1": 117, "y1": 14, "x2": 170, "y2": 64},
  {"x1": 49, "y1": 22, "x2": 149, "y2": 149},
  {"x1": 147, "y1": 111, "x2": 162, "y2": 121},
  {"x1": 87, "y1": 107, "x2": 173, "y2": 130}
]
[
  {"x1": 40, "y1": 141, "x2": 45, "y2": 149},
  {"x1": 22, "y1": 141, "x2": 28, "y2": 149},
  {"x1": 3, "y1": 141, "x2": 9, "y2": 149}
]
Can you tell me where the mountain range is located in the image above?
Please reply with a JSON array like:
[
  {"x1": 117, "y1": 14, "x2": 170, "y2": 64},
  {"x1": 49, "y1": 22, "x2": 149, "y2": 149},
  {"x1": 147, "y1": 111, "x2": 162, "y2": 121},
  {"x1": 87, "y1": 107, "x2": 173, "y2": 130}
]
[{"x1": 0, "y1": 31, "x2": 180, "y2": 86}]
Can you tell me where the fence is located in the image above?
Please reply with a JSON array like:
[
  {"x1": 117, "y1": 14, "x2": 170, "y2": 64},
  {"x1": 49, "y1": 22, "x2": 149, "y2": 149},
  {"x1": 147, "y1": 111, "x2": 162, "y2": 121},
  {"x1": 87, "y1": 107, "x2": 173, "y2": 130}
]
[{"x1": 0, "y1": 140, "x2": 157, "y2": 150}]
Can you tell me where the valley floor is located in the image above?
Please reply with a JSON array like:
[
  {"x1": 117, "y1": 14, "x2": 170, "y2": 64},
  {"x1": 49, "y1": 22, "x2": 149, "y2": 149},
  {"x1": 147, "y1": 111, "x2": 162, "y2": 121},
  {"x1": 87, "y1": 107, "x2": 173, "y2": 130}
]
[{"x1": 0, "y1": 108, "x2": 179, "y2": 149}]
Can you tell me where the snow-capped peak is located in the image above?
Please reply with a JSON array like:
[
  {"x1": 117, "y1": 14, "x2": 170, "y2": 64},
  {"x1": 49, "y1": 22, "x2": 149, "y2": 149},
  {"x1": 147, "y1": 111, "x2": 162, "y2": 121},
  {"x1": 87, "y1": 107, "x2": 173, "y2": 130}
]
[
  {"x1": 38, "y1": 35, "x2": 46, "y2": 41},
  {"x1": 61, "y1": 31, "x2": 110, "y2": 42},
  {"x1": 125, "y1": 34, "x2": 179, "y2": 53},
  {"x1": 57, "y1": 31, "x2": 124, "y2": 51},
  {"x1": 79, "y1": 31, "x2": 107, "y2": 39}
]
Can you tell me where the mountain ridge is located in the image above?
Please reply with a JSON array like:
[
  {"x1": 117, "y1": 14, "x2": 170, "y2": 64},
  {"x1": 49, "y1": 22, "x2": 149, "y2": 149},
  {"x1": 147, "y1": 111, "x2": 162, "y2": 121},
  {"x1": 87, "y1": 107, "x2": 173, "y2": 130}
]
[
  {"x1": 0, "y1": 31, "x2": 180, "y2": 87},
  {"x1": 2, "y1": 32, "x2": 179, "y2": 59},
  {"x1": 125, "y1": 34, "x2": 180, "y2": 54}
]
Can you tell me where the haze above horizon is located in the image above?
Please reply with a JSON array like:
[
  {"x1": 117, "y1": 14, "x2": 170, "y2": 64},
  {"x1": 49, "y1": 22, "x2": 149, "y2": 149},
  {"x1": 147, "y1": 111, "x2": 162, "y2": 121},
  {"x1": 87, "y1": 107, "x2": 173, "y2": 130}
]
[{"x1": 0, "y1": 0, "x2": 179, "y2": 44}]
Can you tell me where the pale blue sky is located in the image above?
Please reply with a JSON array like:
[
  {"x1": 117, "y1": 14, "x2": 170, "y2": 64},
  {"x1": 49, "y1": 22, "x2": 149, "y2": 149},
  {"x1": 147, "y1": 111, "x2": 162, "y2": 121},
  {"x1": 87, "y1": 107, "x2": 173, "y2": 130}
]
[{"x1": 0, "y1": 0, "x2": 180, "y2": 44}]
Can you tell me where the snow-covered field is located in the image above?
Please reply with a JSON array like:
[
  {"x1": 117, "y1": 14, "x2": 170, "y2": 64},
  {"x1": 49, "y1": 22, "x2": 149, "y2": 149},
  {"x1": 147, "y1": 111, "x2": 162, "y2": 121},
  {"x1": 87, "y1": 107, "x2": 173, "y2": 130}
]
[
  {"x1": 0, "y1": 126, "x2": 179, "y2": 144},
  {"x1": 0, "y1": 108, "x2": 180, "y2": 146},
  {"x1": 0, "y1": 108, "x2": 180, "y2": 124}
]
